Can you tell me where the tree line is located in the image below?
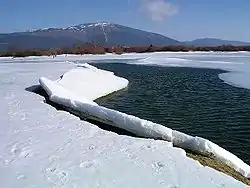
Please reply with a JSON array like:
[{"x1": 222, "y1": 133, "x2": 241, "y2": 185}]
[{"x1": 1, "y1": 44, "x2": 250, "y2": 57}]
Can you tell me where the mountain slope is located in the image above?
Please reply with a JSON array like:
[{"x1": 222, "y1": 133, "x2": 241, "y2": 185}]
[
  {"x1": 0, "y1": 22, "x2": 180, "y2": 51},
  {"x1": 0, "y1": 33, "x2": 83, "y2": 51},
  {"x1": 186, "y1": 38, "x2": 250, "y2": 47}
]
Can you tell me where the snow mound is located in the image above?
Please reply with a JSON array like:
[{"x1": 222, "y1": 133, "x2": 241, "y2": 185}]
[
  {"x1": 54, "y1": 63, "x2": 128, "y2": 101},
  {"x1": 76, "y1": 62, "x2": 114, "y2": 75},
  {"x1": 39, "y1": 63, "x2": 250, "y2": 179}
]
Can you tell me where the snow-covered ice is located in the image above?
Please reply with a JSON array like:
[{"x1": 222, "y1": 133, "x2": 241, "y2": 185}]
[
  {"x1": 1, "y1": 53, "x2": 250, "y2": 187},
  {"x1": 57, "y1": 63, "x2": 128, "y2": 101},
  {"x1": 40, "y1": 63, "x2": 250, "y2": 179},
  {"x1": 133, "y1": 52, "x2": 250, "y2": 90},
  {"x1": 4, "y1": 51, "x2": 249, "y2": 89}
]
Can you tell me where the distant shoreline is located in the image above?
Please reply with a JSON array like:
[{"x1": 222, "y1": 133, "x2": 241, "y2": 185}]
[{"x1": 1, "y1": 45, "x2": 250, "y2": 58}]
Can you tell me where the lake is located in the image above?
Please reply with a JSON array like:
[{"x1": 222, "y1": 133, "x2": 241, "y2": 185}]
[{"x1": 93, "y1": 63, "x2": 250, "y2": 164}]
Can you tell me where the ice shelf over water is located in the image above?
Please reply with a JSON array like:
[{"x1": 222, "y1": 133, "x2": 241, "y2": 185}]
[
  {"x1": 4, "y1": 51, "x2": 249, "y2": 89},
  {"x1": 40, "y1": 63, "x2": 250, "y2": 180},
  {"x1": 1, "y1": 53, "x2": 250, "y2": 187}
]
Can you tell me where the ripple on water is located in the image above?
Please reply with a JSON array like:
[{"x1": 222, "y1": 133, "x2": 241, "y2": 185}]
[{"x1": 94, "y1": 63, "x2": 250, "y2": 164}]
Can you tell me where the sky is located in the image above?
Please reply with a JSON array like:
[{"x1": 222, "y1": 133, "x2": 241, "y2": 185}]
[{"x1": 1, "y1": 0, "x2": 250, "y2": 41}]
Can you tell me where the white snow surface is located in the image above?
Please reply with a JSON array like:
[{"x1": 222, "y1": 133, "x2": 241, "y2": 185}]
[
  {"x1": 1, "y1": 53, "x2": 250, "y2": 187},
  {"x1": 39, "y1": 63, "x2": 250, "y2": 179},
  {"x1": 2, "y1": 51, "x2": 249, "y2": 89},
  {"x1": 0, "y1": 60, "x2": 248, "y2": 188},
  {"x1": 57, "y1": 63, "x2": 128, "y2": 101}
]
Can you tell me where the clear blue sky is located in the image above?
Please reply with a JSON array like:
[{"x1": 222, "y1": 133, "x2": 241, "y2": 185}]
[{"x1": 1, "y1": 0, "x2": 250, "y2": 41}]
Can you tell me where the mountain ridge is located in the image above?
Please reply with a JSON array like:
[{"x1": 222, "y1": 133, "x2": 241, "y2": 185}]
[
  {"x1": 186, "y1": 38, "x2": 250, "y2": 47},
  {"x1": 0, "y1": 22, "x2": 180, "y2": 51},
  {"x1": 0, "y1": 22, "x2": 250, "y2": 52}
]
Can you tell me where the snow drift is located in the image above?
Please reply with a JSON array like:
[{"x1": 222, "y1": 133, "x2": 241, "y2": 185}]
[
  {"x1": 55, "y1": 63, "x2": 128, "y2": 101},
  {"x1": 39, "y1": 63, "x2": 250, "y2": 178}
]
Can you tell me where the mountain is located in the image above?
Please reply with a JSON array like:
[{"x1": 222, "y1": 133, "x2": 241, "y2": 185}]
[
  {"x1": 0, "y1": 22, "x2": 181, "y2": 51},
  {"x1": 185, "y1": 38, "x2": 250, "y2": 47},
  {"x1": 0, "y1": 33, "x2": 83, "y2": 51}
]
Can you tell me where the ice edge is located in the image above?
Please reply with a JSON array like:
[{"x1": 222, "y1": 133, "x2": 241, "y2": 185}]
[{"x1": 39, "y1": 63, "x2": 250, "y2": 179}]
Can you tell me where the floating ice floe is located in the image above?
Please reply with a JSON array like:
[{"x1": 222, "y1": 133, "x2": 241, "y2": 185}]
[{"x1": 39, "y1": 63, "x2": 250, "y2": 178}]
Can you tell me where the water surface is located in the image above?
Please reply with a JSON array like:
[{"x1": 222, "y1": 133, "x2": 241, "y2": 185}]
[{"x1": 94, "y1": 63, "x2": 250, "y2": 164}]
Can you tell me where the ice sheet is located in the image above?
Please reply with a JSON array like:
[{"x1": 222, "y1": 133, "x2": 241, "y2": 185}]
[
  {"x1": 56, "y1": 63, "x2": 128, "y2": 101},
  {"x1": 2, "y1": 52, "x2": 249, "y2": 90},
  {"x1": 39, "y1": 63, "x2": 250, "y2": 179},
  {"x1": 1, "y1": 54, "x2": 249, "y2": 187}
]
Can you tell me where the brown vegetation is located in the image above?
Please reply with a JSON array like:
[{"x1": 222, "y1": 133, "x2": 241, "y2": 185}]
[
  {"x1": 1, "y1": 44, "x2": 250, "y2": 58},
  {"x1": 187, "y1": 151, "x2": 250, "y2": 186}
]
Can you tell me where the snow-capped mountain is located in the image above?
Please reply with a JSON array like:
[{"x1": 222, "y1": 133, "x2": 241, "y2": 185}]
[
  {"x1": 64, "y1": 21, "x2": 113, "y2": 31},
  {"x1": 0, "y1": 22, "x2": 180, "y2": 51}
]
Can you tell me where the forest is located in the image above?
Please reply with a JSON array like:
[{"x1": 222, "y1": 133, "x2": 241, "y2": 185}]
[{"x1": 1, "y1": 44, "x2": 250, "y2": 57}]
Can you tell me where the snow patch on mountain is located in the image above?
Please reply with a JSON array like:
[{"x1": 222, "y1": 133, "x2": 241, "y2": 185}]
[
  {"x1": 32, "y1": 22, "x2": 113, "y2": 32},
  {"x1": 65, "y1": 22, "x2": 113, "y2": 31}
]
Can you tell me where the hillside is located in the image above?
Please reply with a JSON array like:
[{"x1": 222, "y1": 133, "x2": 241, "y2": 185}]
[
  {"x1": 0, "y1": 22, "x2": 180, "y2": 51},
  {"x1": 185, "y1": 38, "x2": 250, "y2": 47}
]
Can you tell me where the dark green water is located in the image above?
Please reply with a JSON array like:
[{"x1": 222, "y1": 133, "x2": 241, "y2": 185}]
[{"x1": 94, "y1": 63, "x2": 250, "y2": 164}]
